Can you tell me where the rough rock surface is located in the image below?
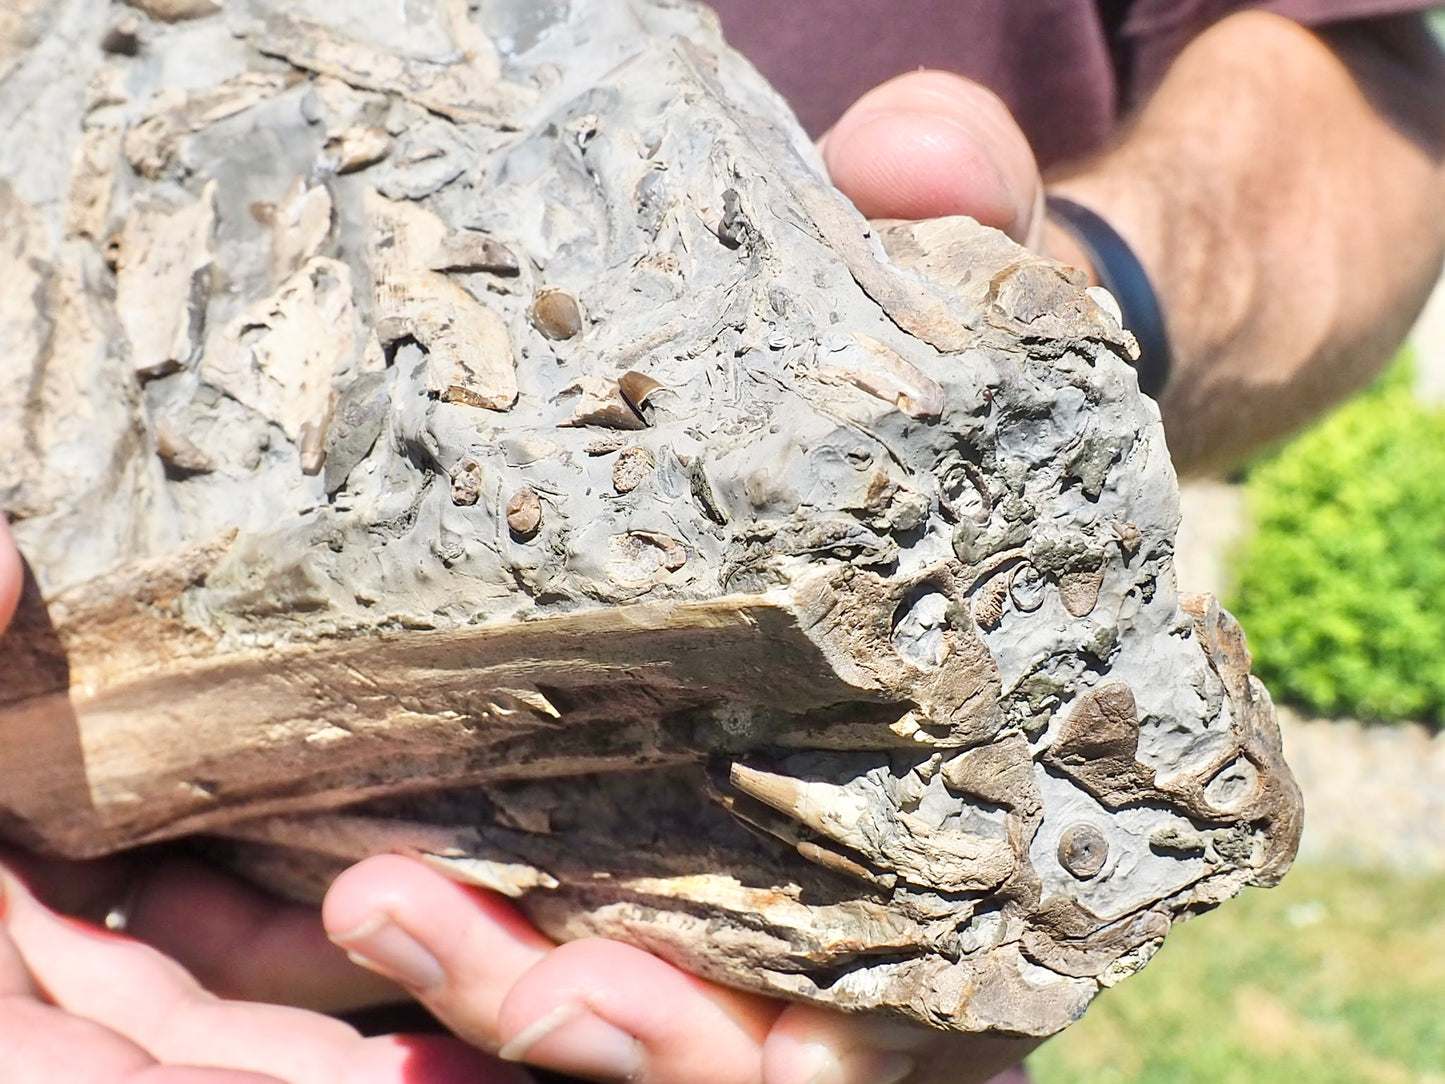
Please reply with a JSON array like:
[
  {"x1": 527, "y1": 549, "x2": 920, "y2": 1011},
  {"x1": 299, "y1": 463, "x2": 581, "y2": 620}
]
[{"x1": 0, "y1": 0, "x2": 1300, "y2": 1035}]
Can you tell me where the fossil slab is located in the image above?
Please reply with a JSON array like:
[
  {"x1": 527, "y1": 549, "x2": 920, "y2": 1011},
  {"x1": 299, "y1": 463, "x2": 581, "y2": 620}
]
[{"x1": 0, "y1": 0, "x2": 1300, "y2": 1036}]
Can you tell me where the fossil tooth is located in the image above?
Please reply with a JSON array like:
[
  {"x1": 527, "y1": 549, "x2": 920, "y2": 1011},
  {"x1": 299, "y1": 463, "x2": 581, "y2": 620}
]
[
  {"x1": 531, "y1": 288, "x2": 584, "y2": 340},
  {"x1": 1058, "y1": 824, "x2": 1109, "y2": 879},
  {"x1": 322, "y1": 125, "x2": 393, "y2": 174},
  {"x1": 844, "y1": 333, "x2": 946, "y2": 419},
  {"x1": 431, "y1": 236, "x2": 520, "y2": 275},
  {"x1": 124, "y1": 0, "x2": 220, "y2": 22},
  {"x1": 298, "y1": 415, "x2": 328, "y2": 476},
  {"x1": 153, "y1": 417, "x2": 214, "y2": 475},
  {"x1": 418, "y1": 853, "x2": 561, "y2": 897},
  {"x1": 1008, "y1": 563, "x2": 1047, "y2": 612},
  {"x1": 796, "y1": 840, "x2": 895, "y2": 888},
  {"x1": 102, "y1": 14, "x2": 143, "y2": 55},
  {"x1": 558, "y1": 375, "x2": 647, "y2": 430},
  {"x1": 611, "y1": 446, "x2": 654, "y2": 493},
  {"x1": 1059, "y1": 565, "x2": 1105, "y2": 618},
  {"x1": 728, "y1": 763, "x2": 871, "y2": 852},
  {"x1": 264, "y1": 180, "x2": 333, "y2": 282},
  {"x1": 506, "y1": 487, "x2": 542, "y2": 538},
  {"x1": 617, "y1": 370, "x2": 664, "y2": 414},
  {"x1": 450, "y1": 457, "x2": 484, "y2": 507}
]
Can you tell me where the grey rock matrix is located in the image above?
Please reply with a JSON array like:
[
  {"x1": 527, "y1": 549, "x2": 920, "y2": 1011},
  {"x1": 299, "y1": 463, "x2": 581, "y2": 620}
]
[{"x1": 0, "y1": 0, "x2": 1300, "y2": 1036}]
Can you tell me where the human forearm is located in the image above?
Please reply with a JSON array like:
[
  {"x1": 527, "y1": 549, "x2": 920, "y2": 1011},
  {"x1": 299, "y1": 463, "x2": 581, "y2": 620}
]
[{"x1": 1048, "y1": 11, "x2": 1445, "y2": 474}]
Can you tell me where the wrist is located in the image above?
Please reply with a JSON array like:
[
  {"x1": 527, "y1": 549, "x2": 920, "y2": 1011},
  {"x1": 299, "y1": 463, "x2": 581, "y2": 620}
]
[
  {"x1": 1045, "y1": 195, "x2": 1173, "y2": 399},
  {"x1": 1041, "y1": 217, "x2": 1099, "y2": 285}
]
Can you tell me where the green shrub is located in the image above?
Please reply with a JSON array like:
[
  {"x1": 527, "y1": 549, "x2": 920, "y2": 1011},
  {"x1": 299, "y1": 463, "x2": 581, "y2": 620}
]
[{"x1": 1228, "y1": 357, "x2": 1445, "y2": 725}]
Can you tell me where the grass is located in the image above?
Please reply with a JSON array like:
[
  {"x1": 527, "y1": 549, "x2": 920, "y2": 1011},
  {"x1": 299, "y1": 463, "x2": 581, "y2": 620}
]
[{"x1": 1028, "y1": 862, "x2": 1445, "y2": 1084}]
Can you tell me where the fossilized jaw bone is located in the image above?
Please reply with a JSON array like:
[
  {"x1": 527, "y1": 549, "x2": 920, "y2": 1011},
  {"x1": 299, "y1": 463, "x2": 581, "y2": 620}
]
[
  {"x1": 0, "y1": 0, "x2": 1299, "y2": 1036},
  {"x1": 209, "y1": 594, "x2": 1295, "y2": 1038}
]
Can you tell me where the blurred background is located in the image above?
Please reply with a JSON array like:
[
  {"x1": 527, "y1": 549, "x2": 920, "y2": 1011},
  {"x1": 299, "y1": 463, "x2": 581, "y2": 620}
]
[{"x1": 1029, "y1": 269, "x2": 1445, "y2": 1082}]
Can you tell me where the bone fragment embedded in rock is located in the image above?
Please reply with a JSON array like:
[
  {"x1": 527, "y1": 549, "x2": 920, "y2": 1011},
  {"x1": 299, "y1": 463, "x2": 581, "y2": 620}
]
[{"x1": 0, "y1": 0, "x2": 1300, "y2": 1037}]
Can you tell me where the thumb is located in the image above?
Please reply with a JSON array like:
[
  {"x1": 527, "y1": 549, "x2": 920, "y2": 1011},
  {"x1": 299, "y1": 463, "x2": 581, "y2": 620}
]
[
  {"x1": 820, "y1": 70, "x2": 1044, "y2": 247},
  {"x1": 0, "y1": 518, "x2": 22, "y2": 633},
  {"x1": 762, "y1": 1002, "x2": 1040, "y2": 1084}
]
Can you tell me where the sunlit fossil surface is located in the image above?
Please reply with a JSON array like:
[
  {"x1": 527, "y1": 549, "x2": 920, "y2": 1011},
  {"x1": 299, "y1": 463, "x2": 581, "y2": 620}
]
[{"x1": 0, "y1": 0, "x2": 1300, "y2": 1035}]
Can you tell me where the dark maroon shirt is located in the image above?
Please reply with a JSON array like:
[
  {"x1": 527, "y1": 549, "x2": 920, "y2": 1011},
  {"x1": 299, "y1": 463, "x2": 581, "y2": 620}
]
[{"x1": 710, "y1": 0, "x2": 1438, "y2": 167}]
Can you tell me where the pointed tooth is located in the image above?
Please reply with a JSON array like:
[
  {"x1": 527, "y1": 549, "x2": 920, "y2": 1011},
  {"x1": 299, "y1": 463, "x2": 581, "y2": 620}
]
[
  {"x1": 719, "y1": 793, "x2": 807, "y2": 847},
  {"x1": 728, "y1": 763, "x2": 872, "y2": 850},
  {"x1": 729, "y1": 763, "x2": 808, "y2": 816},
  {"x1": 796, "y1": 841, "x2": 896, "y2": 888},
  {"x1": 417, "y1": 853, "x2": 558, "y2": 897}
]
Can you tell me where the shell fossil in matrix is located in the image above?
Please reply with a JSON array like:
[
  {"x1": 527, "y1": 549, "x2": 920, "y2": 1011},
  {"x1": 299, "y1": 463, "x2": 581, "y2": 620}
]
[{"x1": 0, "y1": 0, "x2": 1301, "y2": 1036}]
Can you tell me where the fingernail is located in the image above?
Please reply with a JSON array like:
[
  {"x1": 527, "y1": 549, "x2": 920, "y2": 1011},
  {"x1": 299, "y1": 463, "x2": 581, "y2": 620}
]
[
  {"x1": 497, "y1": 1001, "x2": 646, "y2": 1081},
  {"x1": 802, "y1": 1047, "x2": 916, "y2": 1084},
  {"x1": 330, "y1": 913, "x2": 444, "y2": 991}
]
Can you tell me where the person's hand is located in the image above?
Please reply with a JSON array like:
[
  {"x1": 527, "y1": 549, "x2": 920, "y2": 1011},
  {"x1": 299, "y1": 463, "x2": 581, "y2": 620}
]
[
  {"x1": 0, "y1": 864, "x2": 527, "y2": 1084},
  {"x1": 323, "y1": 857, "x2": 1036, "y2": 1084},
  {"x1": 818, "y1": 70, "x2": 1045, "y2": 250},
  {"x1": 0, "y1": 517, "x2": 22, "y2": 636},
  {"x1": 0, "y1": 522, "x2": 521, "y2": 1083},
  {"x1": 818, "y1": 70, "x2": 1098, "y2": 282},
  {"x1": 1, "y1": 846, "x2": 402, "y2": 1015},
  {"x1": 0, "y1": 526, "x2": 392, "y2": 1015}
]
